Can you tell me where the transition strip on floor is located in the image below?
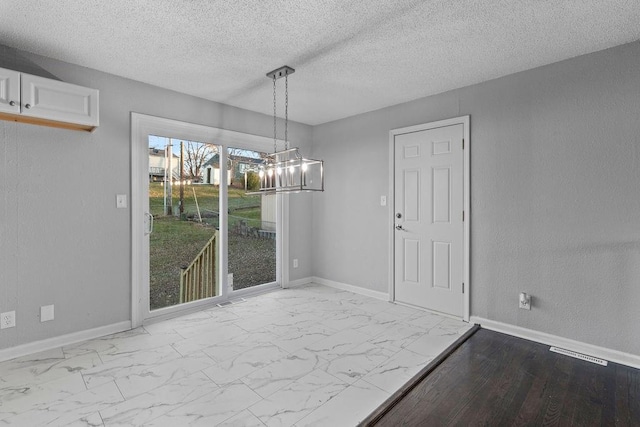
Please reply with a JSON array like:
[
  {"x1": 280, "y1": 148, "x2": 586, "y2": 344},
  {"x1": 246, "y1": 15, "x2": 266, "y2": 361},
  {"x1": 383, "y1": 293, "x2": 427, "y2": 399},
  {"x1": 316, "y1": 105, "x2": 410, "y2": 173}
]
[{"x1": 358, "y1": 323, "x2": 481, "y2": 426}]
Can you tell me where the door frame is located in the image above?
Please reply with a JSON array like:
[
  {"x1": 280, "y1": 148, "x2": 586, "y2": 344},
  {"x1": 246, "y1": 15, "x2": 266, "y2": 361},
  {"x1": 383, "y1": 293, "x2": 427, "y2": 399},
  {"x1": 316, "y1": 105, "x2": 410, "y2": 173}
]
[
  {"x1": 388, "y1": 115, "x2": 470, "y2": 321},
  {"x1": 131, "y1": 113, "x2": 288, "y2": 327}
]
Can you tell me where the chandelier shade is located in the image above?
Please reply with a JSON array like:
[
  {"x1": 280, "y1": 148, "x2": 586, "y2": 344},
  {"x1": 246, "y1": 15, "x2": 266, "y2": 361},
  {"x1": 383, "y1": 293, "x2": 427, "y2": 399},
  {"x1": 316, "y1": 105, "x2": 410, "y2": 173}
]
[{"x1": 253, "y1": 148, "x2": 324, "y2": 194}]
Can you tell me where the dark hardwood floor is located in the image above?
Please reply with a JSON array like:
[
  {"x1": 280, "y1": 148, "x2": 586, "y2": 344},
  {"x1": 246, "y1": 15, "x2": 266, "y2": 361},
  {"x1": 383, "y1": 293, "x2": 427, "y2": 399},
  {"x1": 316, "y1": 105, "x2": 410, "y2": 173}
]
[{"x1": 363, "y1": 328, "x2": 640, "y2": 426}]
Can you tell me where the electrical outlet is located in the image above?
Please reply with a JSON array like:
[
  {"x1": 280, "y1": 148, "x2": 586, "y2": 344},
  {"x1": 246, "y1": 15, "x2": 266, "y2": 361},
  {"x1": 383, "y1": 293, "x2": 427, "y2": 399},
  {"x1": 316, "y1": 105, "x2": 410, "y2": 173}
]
[
  {"x1": 293, "y1": 259, "x2": 299, "y2": 268},
  {"x1": 380, "y1": 196, "x2": 387, "y2": 206},
  {"x1": 1, "y1": 311, "x2": 16, "y2": 329},
  {"x1": 519, "y1": 293, "x2": 531, "y2": 310},
  {"x1": 41, "y1": 305, "x2": 55, "y2": 322}
]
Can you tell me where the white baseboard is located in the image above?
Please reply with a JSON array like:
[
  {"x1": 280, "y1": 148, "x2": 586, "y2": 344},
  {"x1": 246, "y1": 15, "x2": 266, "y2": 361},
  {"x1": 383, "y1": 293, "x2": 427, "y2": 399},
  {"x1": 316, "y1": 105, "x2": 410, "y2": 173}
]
[
  {"x1": 283, "y1": 277, "x2": 314, "y2": 289},
  {"x1": 311, "y1": 277, "x2": 389, "y2": 301},
  {"x1": 0, "y1": 321, "x2": 132, "y2": 363},
  {"x1": 471, "y1": 316, "x2": 640, "y2": 370},
  {"x1": 229, "y1": 282, "x2": 280, "y2": 299}
]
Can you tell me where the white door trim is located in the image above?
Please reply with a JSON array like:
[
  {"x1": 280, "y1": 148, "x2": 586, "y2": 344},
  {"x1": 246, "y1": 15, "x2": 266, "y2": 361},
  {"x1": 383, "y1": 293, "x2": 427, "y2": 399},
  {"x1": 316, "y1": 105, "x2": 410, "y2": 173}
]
[
  {"x1": 388, "y1": 115, "x2": 470, "y2": 321},
  {"x1": 130, "y1": 113, "x2": 287, "y2": 327}
]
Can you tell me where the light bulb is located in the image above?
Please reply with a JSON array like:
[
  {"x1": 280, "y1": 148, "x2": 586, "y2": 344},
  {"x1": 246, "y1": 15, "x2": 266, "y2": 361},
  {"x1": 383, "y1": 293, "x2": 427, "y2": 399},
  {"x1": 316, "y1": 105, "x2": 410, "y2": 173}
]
[
  {"x1": 267, "y1": 169, "x2": 273, "y2": 177},
  {"x1": 259, "y1": 170, "x2": 264, "y2": 178},
  {"x1": 302, "y1": 163, "x2": 308, "y2": 171},
  {"x1": 277, "y1": 167, "x2": 282, "y2": 175}
]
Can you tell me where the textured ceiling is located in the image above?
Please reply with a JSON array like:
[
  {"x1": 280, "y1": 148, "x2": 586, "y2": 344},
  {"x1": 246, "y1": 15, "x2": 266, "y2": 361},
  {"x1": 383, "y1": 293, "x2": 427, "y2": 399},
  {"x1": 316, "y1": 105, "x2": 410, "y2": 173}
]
[{"x1": 1, "y1": 1, "x2": 640, "y2": 125}]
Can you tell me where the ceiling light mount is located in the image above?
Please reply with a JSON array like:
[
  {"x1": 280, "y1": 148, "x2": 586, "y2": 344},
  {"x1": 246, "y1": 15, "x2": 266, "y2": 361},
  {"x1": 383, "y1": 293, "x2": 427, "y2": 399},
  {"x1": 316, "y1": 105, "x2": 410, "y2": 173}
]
[{"x1": 266, "y1": 65, "x2": 295, "y2": 80}]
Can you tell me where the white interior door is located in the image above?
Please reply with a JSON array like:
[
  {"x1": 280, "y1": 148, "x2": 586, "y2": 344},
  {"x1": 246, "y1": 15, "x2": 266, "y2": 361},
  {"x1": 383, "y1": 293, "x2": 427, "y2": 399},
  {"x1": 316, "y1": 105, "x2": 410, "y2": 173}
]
[{"x1": 393, "y1": 123, "x2": 464, "y2": 317}]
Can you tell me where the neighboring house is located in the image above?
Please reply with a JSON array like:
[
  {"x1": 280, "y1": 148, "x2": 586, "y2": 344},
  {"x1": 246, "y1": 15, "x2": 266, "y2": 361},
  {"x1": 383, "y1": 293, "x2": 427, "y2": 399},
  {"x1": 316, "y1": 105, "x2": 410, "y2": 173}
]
[
  {"x1": 230, "y1": 154, "x2": 263, "y2": 181},
  {"x1": 148, "y1": 148, "x2": 180, "y2": 182},
  {"x1": 202, "y1": 153, "x2": 263, "y2": 185},
  {"x1": 201, "y1": 154, "x2": 231, "y2": 185}
]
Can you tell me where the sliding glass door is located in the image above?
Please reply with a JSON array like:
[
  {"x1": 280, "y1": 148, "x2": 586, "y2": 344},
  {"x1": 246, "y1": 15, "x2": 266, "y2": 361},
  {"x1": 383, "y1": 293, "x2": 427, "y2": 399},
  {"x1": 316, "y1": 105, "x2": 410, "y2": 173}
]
[
  {"x1": 147, "y1": 136, "x2": 221, "y2": 310},
  {"x1": 132, "y1": 113, "x2": 284, "y2": 324},
  {"x1": 226, "y1": 147, "x2": 276, "y2": 292}
]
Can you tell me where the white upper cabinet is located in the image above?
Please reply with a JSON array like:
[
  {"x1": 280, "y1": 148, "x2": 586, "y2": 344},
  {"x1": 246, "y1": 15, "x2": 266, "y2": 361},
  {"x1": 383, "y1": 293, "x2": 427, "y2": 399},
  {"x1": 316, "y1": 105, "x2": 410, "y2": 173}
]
[
  {"x1": 0, "y1": 68, "x2": 20, "y2": 114},
  {"x1": 0, "y1": 66, "x2": 99, "y2": 131},
  {"x1": 21, "y1": 74, "x2": 99, "y2": 128}
]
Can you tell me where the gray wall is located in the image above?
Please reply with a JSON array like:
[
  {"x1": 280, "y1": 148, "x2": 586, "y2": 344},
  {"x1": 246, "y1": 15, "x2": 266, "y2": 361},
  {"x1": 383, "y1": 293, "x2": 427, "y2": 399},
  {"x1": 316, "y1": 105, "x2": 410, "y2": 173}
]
[
  {"x1": 312, "y1": 41, "x2": 640, "y2": 356},
  {"x1": 0, "y1": 46, "x2": 313, "y2": 350},
  {"x1": 2, "y1": 40, "x2": 639, "y2": 357}
]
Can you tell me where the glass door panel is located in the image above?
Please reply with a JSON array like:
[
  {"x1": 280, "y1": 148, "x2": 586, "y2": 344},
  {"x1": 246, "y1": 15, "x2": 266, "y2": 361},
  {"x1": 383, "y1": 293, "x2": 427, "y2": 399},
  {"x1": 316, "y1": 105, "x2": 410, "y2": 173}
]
[
  {"x1": 148, "y1": 135, "x2": 220, "y2": 310},
  {"x1": 227, "y1": 147, "x2": 276, "y2": 291}
]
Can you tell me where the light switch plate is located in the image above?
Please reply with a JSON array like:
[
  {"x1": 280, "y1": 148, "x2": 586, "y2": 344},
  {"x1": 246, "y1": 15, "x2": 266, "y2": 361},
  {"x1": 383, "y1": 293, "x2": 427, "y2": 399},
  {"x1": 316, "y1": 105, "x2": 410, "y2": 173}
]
[{"x1": 116, "y1": 194, "x2": 127, "y2": 209}]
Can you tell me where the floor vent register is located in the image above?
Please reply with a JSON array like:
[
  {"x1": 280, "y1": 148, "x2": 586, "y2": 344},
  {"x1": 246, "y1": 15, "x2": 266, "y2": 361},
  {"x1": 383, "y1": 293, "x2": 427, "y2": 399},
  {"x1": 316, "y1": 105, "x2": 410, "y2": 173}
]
[{"x1": 550, "y1": 346, "x2": 608, "y2": 366}]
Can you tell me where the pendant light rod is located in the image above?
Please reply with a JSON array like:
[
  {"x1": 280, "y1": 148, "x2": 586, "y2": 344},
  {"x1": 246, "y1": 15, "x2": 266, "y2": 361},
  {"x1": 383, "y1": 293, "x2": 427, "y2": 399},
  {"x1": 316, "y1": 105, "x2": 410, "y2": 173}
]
[
  {"x1": 246, "y1": 65, "x2": 323, "y2": 195},
  {"x1": 268, "y1": 65, "x2": 295, "y2": 151},
  {"x1": 266, "y1": 65, "x2": 295, "y2": 80}
]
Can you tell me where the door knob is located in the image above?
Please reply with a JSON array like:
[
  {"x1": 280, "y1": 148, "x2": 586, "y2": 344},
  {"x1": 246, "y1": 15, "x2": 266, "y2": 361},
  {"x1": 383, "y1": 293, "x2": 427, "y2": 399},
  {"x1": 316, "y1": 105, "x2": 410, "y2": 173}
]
[
  {"x1": 9, "y1": 101, "x2": 15, "y2": 106},
  {"x1": 25, "y1": 103, "x2": 32, "y2": 109},
  {"x1": 395, "y1": 225, "x2": 404, "y2": 230},
  {"x1": 396, "y1": 213, "x2": 402, "y2": 218}
]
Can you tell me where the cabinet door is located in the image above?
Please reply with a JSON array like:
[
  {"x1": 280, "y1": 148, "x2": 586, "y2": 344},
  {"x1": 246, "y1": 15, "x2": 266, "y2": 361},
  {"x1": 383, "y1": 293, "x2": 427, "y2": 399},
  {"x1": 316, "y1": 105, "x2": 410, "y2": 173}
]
[
  {"x1": 21, "y1": 73, "x2": 99, "y2": 127},
  {"x1": 0, "y1": 67, "x2": 20, "y2": 114}
]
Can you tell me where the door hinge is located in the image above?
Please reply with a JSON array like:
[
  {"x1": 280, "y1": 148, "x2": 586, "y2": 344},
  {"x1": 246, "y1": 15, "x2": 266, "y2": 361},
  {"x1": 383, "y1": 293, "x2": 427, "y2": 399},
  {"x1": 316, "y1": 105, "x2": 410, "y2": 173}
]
[
  {"x1": 462, "y1": 211, "x2": 465, "y2": 221},
  {"x1": 462, "y1": 138, "x2": 465, "y2": 150},
  {"x1": 462, "y1": 283, "x2": 465, "y2": 293}
]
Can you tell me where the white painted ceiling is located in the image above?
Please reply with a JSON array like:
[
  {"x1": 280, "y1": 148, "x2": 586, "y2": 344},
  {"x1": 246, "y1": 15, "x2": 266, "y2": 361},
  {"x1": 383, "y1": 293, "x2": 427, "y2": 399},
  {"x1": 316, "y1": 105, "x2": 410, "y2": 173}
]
[{"x1": 1, "y1": 1, "x2": 640, "y2": 125}]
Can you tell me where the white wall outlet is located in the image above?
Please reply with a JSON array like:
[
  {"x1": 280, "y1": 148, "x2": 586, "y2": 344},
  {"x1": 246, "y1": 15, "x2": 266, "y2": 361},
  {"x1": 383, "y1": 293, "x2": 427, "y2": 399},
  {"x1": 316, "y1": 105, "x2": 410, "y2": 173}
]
[
  {"x1": 380, "y1": 196, "x2": 387, "y2": 206},
  {"x1": 293, "y1": 259, "x2": 299, "y2": 268},
  {"x1": 116, "y1": 194, "x2": 127, "y2": 208},
  {"x1": 1, "y1": 311, "x2": 16, "y2": 329},
  {"x1": 41, "y1": 305, "x2": 55, "y2": 322},
  {"x1": 519, "y1": 292, "x2": 531, "y2": 310}
]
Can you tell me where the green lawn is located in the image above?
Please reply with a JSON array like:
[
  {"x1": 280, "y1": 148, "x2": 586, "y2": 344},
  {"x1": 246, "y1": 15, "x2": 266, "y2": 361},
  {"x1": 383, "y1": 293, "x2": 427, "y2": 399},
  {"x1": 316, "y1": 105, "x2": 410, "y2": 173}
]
[
  {"x1": 149, "y1": 217, "x2": 215, "y2": 309},
  {"x1": 148, "y1": 182, "x2": 260, "y2": 217},
  {"x1": 148, "y1": 182, "x2": 275, "y2": 310}
]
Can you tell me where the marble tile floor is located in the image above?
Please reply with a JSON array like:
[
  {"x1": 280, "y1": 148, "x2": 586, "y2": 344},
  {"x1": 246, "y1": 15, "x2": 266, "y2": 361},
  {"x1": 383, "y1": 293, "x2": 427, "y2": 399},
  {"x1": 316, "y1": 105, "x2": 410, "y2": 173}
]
[{"x1": 0, "y1": 283, "x2": 472, "y2": 426}]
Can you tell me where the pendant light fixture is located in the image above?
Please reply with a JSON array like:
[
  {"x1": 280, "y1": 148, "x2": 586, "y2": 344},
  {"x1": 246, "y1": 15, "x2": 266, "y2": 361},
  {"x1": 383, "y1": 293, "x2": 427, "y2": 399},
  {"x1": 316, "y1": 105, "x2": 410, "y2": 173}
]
[{"x1": 249, "y1": 66, "x2": 324, "y2": 194}]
